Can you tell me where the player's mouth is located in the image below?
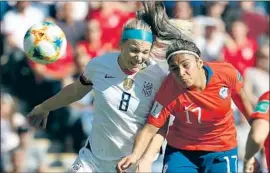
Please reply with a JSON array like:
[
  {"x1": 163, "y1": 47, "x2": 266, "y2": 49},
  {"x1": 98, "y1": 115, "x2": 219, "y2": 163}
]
[
  {"x1": 130, "y1": 61, "x2": 143, "y2": 68},
  {"x1": 180, "y1": 78, "x2": 190, "y2": 84}
]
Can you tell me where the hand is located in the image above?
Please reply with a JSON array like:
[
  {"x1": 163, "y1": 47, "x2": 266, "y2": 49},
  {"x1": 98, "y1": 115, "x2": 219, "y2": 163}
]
[
  {"x1": 244, "y1": 157, "x2": 261, "y2": 173},
  {"x1": 116, "y1": 154, "x2": 138, "y2": 173},
  {"x1": 27, "y1": 105, "x2": 49, "y2": 129},
  {"x1": 136, "y1": 157, "x2": 153, "y2": 173}
]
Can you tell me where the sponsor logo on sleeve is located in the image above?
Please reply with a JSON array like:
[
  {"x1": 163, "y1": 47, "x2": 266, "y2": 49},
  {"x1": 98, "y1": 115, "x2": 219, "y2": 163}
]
[
  {"x1": 254, "y1": 100, "x2": 269, "y2": 113},
  {"x1": 150, "y1": 101, "x2": 163, "y2": 118}
]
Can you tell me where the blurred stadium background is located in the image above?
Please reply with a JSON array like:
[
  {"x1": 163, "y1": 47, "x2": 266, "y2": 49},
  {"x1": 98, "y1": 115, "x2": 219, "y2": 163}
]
[{"x1": 0, "y1": 1, "x2": 269, "y2": 172}]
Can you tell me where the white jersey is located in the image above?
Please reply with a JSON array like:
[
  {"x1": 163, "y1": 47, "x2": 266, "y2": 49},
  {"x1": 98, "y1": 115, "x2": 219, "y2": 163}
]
[{"x1": 81, "y1": 52, "x2": 166, "y2": 161}]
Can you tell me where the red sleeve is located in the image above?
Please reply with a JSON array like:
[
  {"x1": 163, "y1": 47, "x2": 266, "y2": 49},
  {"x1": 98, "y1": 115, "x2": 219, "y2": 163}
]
[
  {"x1": 250, "y1": 91, "x2": 270, "y2": 121},
  {"x1": 147, "y1": 76, "x2": 174, "y2": 128},
  {"x1": 147, "y1": 100, "x2": 172, "y2": 128},
  {"x1": 224, "y1": 63, "x2": 244, "y2": 94}
]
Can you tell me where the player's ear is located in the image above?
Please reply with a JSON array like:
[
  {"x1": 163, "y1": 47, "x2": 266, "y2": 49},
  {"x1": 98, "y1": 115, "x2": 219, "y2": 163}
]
[{"x1": 196, "y1": 57, "x2": 203, "y2": 69}]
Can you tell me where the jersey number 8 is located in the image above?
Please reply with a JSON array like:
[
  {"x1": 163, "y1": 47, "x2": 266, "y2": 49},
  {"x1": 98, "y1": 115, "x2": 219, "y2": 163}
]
[{"x1": 119, "y1": 92, "x2": 131, "y2": 111}]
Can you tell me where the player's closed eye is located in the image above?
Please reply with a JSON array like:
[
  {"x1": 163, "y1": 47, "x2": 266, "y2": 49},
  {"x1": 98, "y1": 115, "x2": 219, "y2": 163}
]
[
  {"x1": 130, "y1": 47, "x2": 140, "y2": 53},
  {"x1": 182, "y1": 63, "x2": 190, "y2": 68},
  {"x1": 143, "y1": 51, "x2": 149, "y2": 55}
]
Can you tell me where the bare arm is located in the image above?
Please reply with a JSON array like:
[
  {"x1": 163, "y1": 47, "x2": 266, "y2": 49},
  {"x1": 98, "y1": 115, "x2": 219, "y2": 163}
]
[
  {"x1": 232, "y1": 89, "x2": 253, "y2": 121},
  {"x1": 40, "y1": 78, "x2": 92, "y2": 112},
  {"x1": 116, "y1": 123, "x2": 160, "y2": 172},
  {"x1": 28, "y1": 78, "x2": 92, "y2": 128},
  {"x1": 132, "y1": 124, "x2": 160, "y2": 161},
  {"x1": 141, "y1": 120, "x2": 169, "y2": 161},
  {"x1": 245, "y1": 119, "x2": 269, "y2": 161}
]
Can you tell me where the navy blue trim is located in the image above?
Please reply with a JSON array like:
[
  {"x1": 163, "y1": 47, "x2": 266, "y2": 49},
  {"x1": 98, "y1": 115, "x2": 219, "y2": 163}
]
[
  {"x1": 79, "y1": 75, "x2": 93, "y2": 86},
  {"x1": 203, "y1": 65, "x2": 213, "y2": 84}
]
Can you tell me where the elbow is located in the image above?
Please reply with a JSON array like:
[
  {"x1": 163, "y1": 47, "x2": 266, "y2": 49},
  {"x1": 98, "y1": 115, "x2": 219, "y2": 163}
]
[
  {"x1": 250, "y1": 134, "x2": 265, "y2": 148},
  {"x1": 250, "y1": 119, "x2": 269, "y2": 147},
  {"x1": 249, "y1": 129, "x2": 267, "y2": 147},
  {"x1": 140, "y1": 124, "x2": 159, "y2": 140}
]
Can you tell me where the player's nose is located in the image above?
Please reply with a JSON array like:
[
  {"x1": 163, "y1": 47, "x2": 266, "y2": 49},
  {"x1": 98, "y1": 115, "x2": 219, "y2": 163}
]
[
  {"x1": 135, "y1": 53, "x2": 143, "y2": 63},
  {"x1": 179, "y1": 67, "x2": 186, "y2": 77}
]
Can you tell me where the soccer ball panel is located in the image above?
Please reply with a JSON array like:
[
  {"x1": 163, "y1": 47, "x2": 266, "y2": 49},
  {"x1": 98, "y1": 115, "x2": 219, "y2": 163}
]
[{"x1": 23, "y1": 21, "x2": 67, "y2": 64}]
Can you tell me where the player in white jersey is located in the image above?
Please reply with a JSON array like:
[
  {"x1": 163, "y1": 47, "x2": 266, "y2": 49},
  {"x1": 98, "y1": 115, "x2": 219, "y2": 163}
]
[{"x1": 27, "y1": 16, "x2": 167, "y2": 172}]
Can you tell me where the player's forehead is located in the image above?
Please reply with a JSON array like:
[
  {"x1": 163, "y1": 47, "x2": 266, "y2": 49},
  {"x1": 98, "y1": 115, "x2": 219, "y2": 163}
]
[
  {"x1": 168, "y1": 54, "x2": 195, "y2": 66},
  {"x1": 125, "y1": 39, "x2": 152, "y2": 51}
]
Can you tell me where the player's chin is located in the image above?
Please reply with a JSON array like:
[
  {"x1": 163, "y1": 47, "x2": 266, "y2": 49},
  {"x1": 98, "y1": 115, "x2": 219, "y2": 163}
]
[{"x1": 179, "y1": 81, "x2": 192, "y2": 89}]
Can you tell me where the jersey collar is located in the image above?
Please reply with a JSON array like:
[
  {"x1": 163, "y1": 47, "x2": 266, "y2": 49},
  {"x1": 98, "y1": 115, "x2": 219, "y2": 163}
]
[{"x1": 203, "y1": 65, "x2": 213, "y2": 84}]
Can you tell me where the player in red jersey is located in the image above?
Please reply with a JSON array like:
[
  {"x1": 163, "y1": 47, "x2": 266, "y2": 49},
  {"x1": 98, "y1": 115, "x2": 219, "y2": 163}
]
[
  {"x1": 116, "y1": 37, "x2": 253, "y2": 172},
  {"x1": 244, "y1": 91, "x2": 269, "y2": 173}
]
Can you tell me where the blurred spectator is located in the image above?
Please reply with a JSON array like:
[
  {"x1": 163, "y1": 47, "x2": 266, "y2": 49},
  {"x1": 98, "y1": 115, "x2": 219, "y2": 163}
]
[
  {"x1": 206, "y1": 1, "x2": 228, "y2": 19},
  {"x1": 193, "y1": 2, "x2": 228, "y2": 61},
  {"x1": 0, "y1": 1, "x2": 11, "y2": 21},
  {"x1": 163, "y1": 1, "x2": 176, "y2": 17},
  {"x1": 240, "y1": 1, "x2": 269, "y2": 40},
  {"x1": 221, "y1": 20, "x2": 257, "y2": 75},
  {"x1": 257, "y1": 29, "x2": 269, "y2": 48},
  {"x1": 2, "y1": 1, "x2": 45, "y2": 51},
  {"x1": 10, "y1": 126, "x2": 47, "y2": 173},
  {"x1": 223, "y1": 1, "x2": 269, "y2": 40},
  {"x1": 75, "y1": 19, "x2": 113, "y2": 61},
  {"x1": 88, "y1": 2, "x2": 135, "y2": 49},
  {"x1": 27, "y1": 43, "x2": 75, "y2": 148},
  {"x1": 1, "y1": 93, "x2": 26, "y2": 172},
  {"x1": 194, "y1": 18, "x2": 226, "y2": 61},
  {"x1": 55, "y1": 2, "x2": 87, "y2": 48},
  {"x1": 190, "y1": 1, "x2": 206, "y2": 17},
  {"x1": 244, "y1": 45, "x2": 269, "y2": 107},
  {"x1": 1, "y1": 2, "x2": 46, "y2": 111},
  {"x1": 174, "y1": 1, "x2": 193, "y2": 20},
  {"x1": 68, "y1": 90, "x2": 95, "y2": 152}
]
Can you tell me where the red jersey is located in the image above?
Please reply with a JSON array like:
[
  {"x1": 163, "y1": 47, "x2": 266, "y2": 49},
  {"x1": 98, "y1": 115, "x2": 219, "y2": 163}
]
[
  {"x1": 250, "y1": 91, "x2": 270, "y2": 169},
  {"x1": 147, "y1": 62, "x2": 244, "y2": 151},
  {"x1": 76, "y1": 41, "x2": 112, "y2": 59}
]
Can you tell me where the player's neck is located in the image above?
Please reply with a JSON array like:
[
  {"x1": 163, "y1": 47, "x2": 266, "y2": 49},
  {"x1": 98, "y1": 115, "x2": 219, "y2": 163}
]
[{"x1": 192, "y1": 69, "x2": 207, "y2": 92}]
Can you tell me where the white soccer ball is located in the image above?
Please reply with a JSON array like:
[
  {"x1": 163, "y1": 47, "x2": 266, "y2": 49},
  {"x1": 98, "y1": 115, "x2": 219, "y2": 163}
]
[{"x1": 23, "y1": 21, "x2": 67, "y2": 64}]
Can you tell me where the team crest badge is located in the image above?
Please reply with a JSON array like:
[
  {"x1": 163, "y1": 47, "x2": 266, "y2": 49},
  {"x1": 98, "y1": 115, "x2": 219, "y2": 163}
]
[
  {"x1": 142, "y1": 81, "x2": 153, "y2": 97},
  {"x1": 123, "y1": 78, "x2": 134, "y2": 90},
  {"x1": 219, "y1": 87, "x2": 228, "y2": 99}
]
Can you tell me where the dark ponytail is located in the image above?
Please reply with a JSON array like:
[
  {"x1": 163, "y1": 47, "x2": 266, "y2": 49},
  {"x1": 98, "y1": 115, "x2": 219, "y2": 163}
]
[{"x1": 137, "y1": 2, "x2": 192, "y2": 42}]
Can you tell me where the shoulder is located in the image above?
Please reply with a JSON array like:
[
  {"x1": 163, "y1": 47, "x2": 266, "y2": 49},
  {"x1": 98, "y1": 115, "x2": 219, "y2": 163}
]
[
  {"x1": 206, "y1": 62, "x2": 241, "y2": 82},
  {"x1": 206, "y1": 61, "x2": 236, "y2": 73}
]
